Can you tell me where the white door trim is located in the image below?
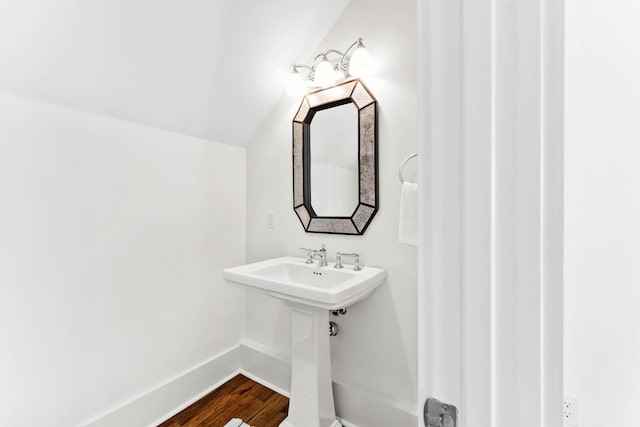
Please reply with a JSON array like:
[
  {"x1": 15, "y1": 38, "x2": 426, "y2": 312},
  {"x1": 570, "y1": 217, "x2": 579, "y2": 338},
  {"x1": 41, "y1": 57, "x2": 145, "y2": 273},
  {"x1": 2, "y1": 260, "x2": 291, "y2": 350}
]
[{"x1": 417, "y1": 1, "x2": 564, "y2": 426}]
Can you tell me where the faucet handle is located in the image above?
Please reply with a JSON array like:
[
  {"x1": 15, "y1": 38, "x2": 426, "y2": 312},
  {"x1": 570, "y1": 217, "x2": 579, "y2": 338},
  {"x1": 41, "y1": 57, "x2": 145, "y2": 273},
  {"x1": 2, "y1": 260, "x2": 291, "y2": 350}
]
[
  {"x1": 334, "y1": 253, "x2": 343, "y2": 269},
  {"x1": 335, "y1": 252, "x2": 362, "y2": 271},
  {"x1": 353, "y1": 255, "x2": 362, "y2": 271},
  {"x1": 299, "y1": 248, "x2": 314, "y2": 264}
]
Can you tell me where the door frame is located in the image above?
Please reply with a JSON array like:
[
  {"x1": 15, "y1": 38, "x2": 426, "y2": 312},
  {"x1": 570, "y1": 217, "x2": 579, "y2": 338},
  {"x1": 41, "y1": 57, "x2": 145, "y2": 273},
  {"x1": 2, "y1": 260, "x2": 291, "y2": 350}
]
[{"x1": 417, "y1": 1, "x2": 564, "y2": 426}]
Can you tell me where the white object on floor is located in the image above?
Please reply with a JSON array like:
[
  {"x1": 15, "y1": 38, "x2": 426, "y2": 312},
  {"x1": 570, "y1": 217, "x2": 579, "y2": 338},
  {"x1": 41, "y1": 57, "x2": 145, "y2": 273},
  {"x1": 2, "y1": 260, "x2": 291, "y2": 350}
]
[
  {"x1": 399, "y1": 181, "x2": 418, "y2": 246},
  {"x1": 223, "y1": 418, "x2": 253, "y2": 427}
]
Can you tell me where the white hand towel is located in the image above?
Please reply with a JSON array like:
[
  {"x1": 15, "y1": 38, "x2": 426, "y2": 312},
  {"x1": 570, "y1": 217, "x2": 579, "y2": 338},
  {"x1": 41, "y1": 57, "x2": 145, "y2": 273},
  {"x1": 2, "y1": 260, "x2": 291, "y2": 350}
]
[{"x1": 399, "y1": 181, "x2": 418, "y2": 246}]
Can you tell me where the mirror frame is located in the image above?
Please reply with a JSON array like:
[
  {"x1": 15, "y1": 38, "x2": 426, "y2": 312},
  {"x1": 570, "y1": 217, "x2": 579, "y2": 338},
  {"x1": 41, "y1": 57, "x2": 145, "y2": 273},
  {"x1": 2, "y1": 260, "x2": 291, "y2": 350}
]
[{"x1": 292, "y1": 79, "x2": 378, "y2": 235}]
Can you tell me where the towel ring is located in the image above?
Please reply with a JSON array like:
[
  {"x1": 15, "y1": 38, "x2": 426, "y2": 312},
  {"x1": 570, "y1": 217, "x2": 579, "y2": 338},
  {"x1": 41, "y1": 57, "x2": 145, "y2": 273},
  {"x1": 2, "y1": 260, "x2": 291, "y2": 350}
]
[{"x1": 399, "y1": 153, "x2": 417, "y2": 184}]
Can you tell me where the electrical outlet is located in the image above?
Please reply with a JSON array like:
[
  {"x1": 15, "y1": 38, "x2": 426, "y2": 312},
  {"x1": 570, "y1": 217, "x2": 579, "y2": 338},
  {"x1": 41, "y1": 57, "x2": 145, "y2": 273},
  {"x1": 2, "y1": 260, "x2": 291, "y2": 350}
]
[
  {"x1": 266, "y1": 210, "x2": 276, "y2": 229},
  {"x1": 563, "y1": 394, "x2": 580, "y2": 426}
]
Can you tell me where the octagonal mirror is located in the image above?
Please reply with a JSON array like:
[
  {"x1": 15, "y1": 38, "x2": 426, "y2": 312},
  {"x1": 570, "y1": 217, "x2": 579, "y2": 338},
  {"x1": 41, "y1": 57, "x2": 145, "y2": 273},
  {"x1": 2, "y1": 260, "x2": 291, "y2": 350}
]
[{"x1": 293, "y1": 79, "x2": 378, "y2": 235}]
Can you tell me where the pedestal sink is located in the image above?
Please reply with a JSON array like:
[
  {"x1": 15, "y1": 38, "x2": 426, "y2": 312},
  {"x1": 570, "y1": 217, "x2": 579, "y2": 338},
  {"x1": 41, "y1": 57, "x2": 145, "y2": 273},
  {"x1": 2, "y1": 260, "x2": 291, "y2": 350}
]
[{"x1": 223, "y1": 256, "x2": 386, "y2": 427}]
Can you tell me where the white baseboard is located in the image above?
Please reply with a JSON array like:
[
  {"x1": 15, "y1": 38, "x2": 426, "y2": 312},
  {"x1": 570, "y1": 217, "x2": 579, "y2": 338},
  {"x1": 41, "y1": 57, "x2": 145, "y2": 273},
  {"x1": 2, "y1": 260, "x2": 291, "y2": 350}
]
[
  {"x1": 238, "y1": 338, "x2": 418, "y2": 427},
  {"x1": 332, "y1": 379, "x2": 418, "y2": 427},
  {"x1": 81, "y1": 345, "x2": 242, "y2": 427},
  {"x1": 237, "y1": 338, "x2": 291, "y2": 397},
  {"x1": 81, "y1": 340, "x2": 418, "y2": 427}
]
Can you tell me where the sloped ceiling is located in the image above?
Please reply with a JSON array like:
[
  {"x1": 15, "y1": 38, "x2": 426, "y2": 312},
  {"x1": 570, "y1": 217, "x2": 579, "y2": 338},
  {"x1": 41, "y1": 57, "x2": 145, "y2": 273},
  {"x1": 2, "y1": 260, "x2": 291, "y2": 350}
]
[{"x1": 0, "y1": 0, "x2": 350, "y2": 146}]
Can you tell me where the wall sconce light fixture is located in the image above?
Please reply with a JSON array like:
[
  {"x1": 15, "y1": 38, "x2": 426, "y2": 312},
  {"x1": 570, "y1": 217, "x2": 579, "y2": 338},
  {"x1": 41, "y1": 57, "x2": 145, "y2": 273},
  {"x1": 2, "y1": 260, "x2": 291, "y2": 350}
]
[{"x1": 286, "y1": 38, "x2": 372, "y2": 97}]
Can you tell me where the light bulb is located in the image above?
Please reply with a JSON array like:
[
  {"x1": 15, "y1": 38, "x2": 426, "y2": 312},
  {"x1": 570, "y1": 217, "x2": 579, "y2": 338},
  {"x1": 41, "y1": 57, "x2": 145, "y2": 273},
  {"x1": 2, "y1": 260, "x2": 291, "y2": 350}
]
[
  {"x1": 314, "y1": 56, "x2": 335, "y2": 88},
  {"x1": 286, "y1": 68, "x2": 305, "y2": 97},
  {"x1": 348, "y1": 43, "x2": 372, "y2": 77}
]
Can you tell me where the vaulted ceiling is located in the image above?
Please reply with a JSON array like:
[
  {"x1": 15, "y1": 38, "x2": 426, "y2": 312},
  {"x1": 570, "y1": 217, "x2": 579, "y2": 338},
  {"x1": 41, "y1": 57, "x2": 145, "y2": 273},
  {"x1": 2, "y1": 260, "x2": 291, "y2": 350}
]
[{"x1": 0, "y1": 0, "x2": 350, "y2": 146}]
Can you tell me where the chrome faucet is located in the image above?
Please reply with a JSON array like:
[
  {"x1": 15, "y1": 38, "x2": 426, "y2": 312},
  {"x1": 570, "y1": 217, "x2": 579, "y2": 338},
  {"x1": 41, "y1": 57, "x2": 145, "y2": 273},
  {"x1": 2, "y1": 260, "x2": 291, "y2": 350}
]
[
  {"x1": 335, "y1": 252, "x2": 362, "y2": 271},
  {"x1": 300, "y1": 244, "x2": 328, "y2": 267}
]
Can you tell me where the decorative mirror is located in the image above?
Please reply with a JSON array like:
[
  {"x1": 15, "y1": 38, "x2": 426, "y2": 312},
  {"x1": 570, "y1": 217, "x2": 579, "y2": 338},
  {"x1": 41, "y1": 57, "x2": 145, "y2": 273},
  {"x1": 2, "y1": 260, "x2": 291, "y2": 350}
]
[{"x1": 293, "y1": 79, "x2": 378, "y2": 235}]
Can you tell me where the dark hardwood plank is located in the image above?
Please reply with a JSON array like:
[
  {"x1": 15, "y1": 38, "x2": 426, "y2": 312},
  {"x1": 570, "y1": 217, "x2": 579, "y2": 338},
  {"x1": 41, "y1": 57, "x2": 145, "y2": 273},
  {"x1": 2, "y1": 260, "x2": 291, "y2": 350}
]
[
  {"x1": 245, "y1": 393, "x2": 289, "y2": 427},
  {"x1": 193, "y1": 391, "x2": 266, "y2": 426},
  {"x1": 159, "y1": 375, "x2": 245, "y2": 426},
  {"x1": 158, "y1": 374, "x2": 289, "y2": 427}
]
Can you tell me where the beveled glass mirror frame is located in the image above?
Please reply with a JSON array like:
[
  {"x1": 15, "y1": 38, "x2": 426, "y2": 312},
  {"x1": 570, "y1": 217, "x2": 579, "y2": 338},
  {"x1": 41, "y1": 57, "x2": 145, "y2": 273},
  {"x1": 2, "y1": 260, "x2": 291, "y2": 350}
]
[{"x1": 293, "y1": 79, "x2": 378, "y2": 235}]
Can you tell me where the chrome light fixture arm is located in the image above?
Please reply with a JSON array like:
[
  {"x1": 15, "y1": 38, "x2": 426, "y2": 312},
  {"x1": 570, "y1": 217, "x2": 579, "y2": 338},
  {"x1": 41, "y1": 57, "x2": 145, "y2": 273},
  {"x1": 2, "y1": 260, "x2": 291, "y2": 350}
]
[
  {"x1": 338, "y1": 38, "x2": 364, "y2": 73},
  {"x1": 286, "y1": 38, "x2": 371, "y2": 95},
  {"x1": 291, "y1": 63, "x2": 314, "y2": 80},
  {"x1": 314, "y1": 50, "x2": 344, "y2": 62}
]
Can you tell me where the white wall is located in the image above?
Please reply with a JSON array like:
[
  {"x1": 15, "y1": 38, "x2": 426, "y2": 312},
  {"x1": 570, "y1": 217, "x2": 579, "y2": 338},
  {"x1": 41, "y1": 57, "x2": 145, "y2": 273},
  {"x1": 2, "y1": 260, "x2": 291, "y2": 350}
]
[
  {"x1": 0, "y1": 94, "x2": 246, "y2": 427},
  {"x1": 245, "y1": 0, "x2": 418, "y2": 424},
  {"x1": 565, "y1": 2, "x2": 640, "y2": 426},
  {"x1": 0, "y1": 0, "x2": 351, "y2": 147}
]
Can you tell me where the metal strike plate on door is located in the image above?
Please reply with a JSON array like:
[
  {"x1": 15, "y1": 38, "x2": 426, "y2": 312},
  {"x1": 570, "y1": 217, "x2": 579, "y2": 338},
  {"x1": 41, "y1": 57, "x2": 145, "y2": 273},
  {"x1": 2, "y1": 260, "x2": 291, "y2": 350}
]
[{"x1": 425, "y1": 397, "x2": 458, "y2": 427}]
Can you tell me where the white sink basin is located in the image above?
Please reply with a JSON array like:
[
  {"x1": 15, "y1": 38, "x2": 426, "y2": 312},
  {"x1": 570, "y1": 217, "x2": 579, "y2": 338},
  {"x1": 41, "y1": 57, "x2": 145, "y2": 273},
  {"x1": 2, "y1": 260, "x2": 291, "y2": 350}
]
[{"x1": 223, "y1": 256, "x2": 386, "y2": 310}]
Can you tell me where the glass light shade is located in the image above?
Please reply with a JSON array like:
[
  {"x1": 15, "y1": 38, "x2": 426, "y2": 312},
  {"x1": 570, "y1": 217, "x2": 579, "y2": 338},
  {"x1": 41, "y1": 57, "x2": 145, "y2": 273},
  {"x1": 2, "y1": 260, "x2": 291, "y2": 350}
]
[
  {"x1": 286, "y1": 69, "x2": 306, "y2": 97},
  {"x1": 314, "y1": 58, "x2": 335, "y2": 88},
  {"x1": 348, "y1": 45, "x2": 372, "y2": 77}
]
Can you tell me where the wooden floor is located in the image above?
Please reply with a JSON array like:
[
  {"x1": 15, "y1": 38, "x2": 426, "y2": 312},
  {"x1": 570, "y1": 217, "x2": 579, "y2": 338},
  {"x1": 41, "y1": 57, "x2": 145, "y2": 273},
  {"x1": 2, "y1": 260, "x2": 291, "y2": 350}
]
[{"x1": 158, "y1": 374, "x2": 289, "y2": 427}]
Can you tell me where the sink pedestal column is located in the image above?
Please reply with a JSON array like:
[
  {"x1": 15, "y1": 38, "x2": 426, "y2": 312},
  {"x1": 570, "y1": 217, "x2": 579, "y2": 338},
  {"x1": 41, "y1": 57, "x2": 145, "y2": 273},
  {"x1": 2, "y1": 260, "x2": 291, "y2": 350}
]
[{"x1": 279, "y1": 303, "x2": 342, "y2": 427}]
